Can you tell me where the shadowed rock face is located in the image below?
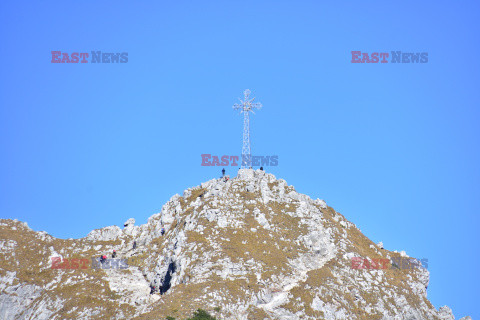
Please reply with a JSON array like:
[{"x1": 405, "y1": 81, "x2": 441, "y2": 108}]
[
  {"x1": 0, "y1": 169, "x2": 467, "y2": 319},
  {"x1": 159, "y1": 262, "x2": 176, "y2": 295}
]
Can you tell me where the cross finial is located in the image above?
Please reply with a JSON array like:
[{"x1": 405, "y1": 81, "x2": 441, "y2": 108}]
[
  {"x1": 232, "y1": 89, "x2": 262, "y2": 169},
  {"x1": 233, "y1": 89, "x2": 262, "y2": 114}
]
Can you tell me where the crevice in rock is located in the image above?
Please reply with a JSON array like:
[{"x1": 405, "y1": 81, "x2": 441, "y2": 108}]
[{"x1": 159, "y1": 261, "x2": 176, "y2": 295}]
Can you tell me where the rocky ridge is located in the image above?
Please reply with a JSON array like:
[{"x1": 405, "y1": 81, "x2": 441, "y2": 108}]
[{"x1": 0, "y1": 169, "x2": 470, "y2": 319}]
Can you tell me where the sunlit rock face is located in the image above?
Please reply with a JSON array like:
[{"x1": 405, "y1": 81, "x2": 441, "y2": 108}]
[{"x1": 0, "y1": 169, "x2": 465, "y2": 319}]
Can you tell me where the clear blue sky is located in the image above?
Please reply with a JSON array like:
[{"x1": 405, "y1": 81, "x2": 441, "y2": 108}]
[{"x1": 1, "y1": 1, "x2": 478, "y2": 318}]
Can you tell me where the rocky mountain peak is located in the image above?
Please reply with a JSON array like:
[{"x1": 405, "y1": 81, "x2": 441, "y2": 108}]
[{"x1": 0, "y1": 169, "x2": 469, "y2": 319}]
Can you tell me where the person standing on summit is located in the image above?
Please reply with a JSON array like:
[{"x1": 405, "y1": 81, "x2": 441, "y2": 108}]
[{"x1": 222, "y1": 168, "x2": 225, "y2": 177}]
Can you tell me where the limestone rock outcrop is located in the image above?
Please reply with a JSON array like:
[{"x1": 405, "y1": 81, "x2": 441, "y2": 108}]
[{"x1": 0, "y1": 169, "x2": 468, "y2": 319}]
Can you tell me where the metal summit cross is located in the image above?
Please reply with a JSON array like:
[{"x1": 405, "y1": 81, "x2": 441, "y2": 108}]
[{"x1": 233, "y1": 89, "x2": 262, "y2": 168}]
